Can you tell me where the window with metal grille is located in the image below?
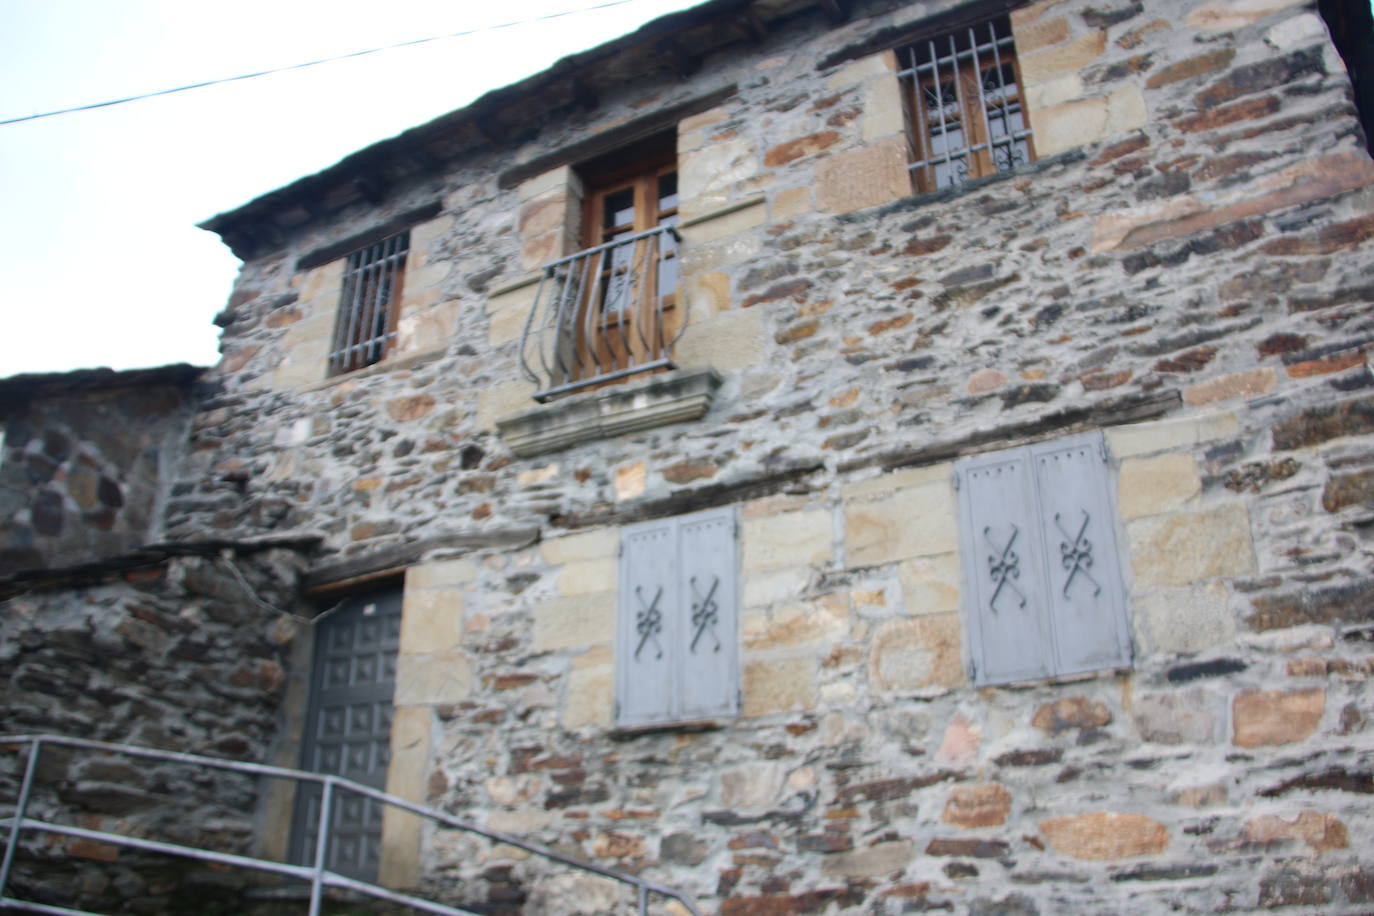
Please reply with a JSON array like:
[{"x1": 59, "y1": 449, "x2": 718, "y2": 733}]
[
  {"x1": 328, "y1": 232, "x2": 409, "y2": 376},
  {"x1": 899, "y1": 16, "x2": 1034, "y2": 192}
]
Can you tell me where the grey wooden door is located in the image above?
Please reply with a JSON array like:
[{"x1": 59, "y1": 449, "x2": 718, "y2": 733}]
[{"x1": 290, "y1": 586, "x2": 402, "y2": 881}]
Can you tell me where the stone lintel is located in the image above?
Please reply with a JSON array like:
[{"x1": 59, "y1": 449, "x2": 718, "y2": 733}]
[
  {"x1": 497, "y1": 368, "x2": 723, "y2": 458},
  {"x1": 303, "y1": 527, "x2": 540, "y2": 592}
]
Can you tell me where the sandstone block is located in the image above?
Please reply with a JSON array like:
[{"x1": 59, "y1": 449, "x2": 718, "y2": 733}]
[
  {"x1": 1183, "y1": 368, "x2": 1277, "y2": 406},
  {"x1": 540, "y1": 529, "x2": 616, "y2": 566},
  {"x1": 517, "y1": 165, "x2": 579, "y2": 202},
  {"x1": 1032, "y1": 697, "x2": 1111, "y2": 735},
  {"x1": 743, "y1": 565, "x2": 812, "y2": 609},
  {"x1": 486, "y1": 279, "x2": 539, "y2": 347},
  {"x1": 563, "y1": 664, "x2": 613, "y2": 730},
  {"x1": 842, "y1": 463, "x2": 951, "y2": 500},
  {"x1": 680, "y1": 229, "x2": 763, "y2": 273},
  {"x1": 1134, "y1": 583, "x2": 1236, "y2": 655},
  {"x1": 297, "y1": 260, "x2": 343, "y2": 302},
  {"x1": 1030, "y1": 84, "x2": 1147, "y2": 157},
  {"x1": 477, "y1": 378, "x2": 537, "y2": 430},
  {"x1": 679, "y1": 197, "x2": 767, "y2": 245},
  {"x1": 386, "y1": 394, "x2": 436, "y2": 422},
  {"x1": 743, "y1": 595, "x2": 848, "y2": 649},
  {"x1": 742, "y1": 656, "x2": 818, "y2": 717},
  {"x1": 1186, "y1": 0, "x2": 1307, "y2": 31},
  {"x1": 1242, "y1": 811, "x2": 1349, "y2": 852},
  {"x1": 684, "y1": 271, "x2": 731, "y2": 322},
  {"x1": 1015, "y1": 16, "x2": 1070, "y2": 53},
  {"x1": 557, "y1": 558, "x2": 617, "y2": 596},
  {"x1": 1108, "y1": 412, "x2": 1240, "y2": 457},
  {"x1": 934, "y1": 713, "x2": 982, "y2": 763},
  {"x1": 394, "y1": 652, "x2": 473, "y2": 705},
  {"x1": 1233, "y1": 687, "x2": 1325, "y2": 747},
  {"x1": 897, "y1": 553, "x2": 961, "y2": 615},
  {"x1": 1134, "y1": 689, "x2": 1219, "y2": 744},
  {"x1": 743, "y1": 509, "x2": 833, "y2": 571},
  {"x1": 817, "y1": 138, "x2": 911, "y2": 214},
  {"x1": 825, "y1": 52, "x2": 895, "y2": 91},
  {"x1": 771, "y1": 186, "x2": 813, "y2": 220},
  {"x1": 1039, "y1": 812, "x2": 1169, "y2": 860},
  {"x1": 1128, "y1": 504, "x2": 1255, "y2": 588},
  {"x1": 614, "y1": 461, "x2": 646, "y2": 501},
  {"x1": 719, "y1": 761, "x2": 785, "y2": 810},
  {"x1": 819, "y1": 840, "x2": 915, "y2": 878},
  {"x1": 675, "y1": 307, "x2": 768, "y2": 371},
  {"x1": 400, "y1": 586, "x2": 463, "y2": 654},
  {"x1": 680, "y1": 138, "x2": 758, "y2": 216},
  {"x1": 846, "y1": 481, "x2": 957, "y2": 566},
  {"x1": 407, "y1": 558, "x2": 477, "y2": 590},
  {"x1": 1025, "y1": 73, "x2": 1086, "y2": 110},
  {"x1": 862, "y1": 74, "x2": 905, "y2": 142},
  {"x1": 869, "y1": 613, "x2": 965, "y2": 692},
  {"x1": 1118, "y1": 453, "x2": 1202, "y2": 520},
  {"x1": 942, "y1": 784, "x2": 1011, "y2": 828},
  {"x1": 1170, "y1": 783, "x2": 1228, "y2": 808},
  {"x1": 1020, "y1": 30, "x2": 1107, "y2": 85},
  {"x1": 379, "y1": 704, "x2": 432, "y2": 888},
  {"x1": 531, "y1": 593, "x2": 614, "y2": 652}
]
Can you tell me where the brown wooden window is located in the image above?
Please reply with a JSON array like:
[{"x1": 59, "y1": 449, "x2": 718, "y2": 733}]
[
  {"x1": 899, "y1": 16, "x2": 1035, "y2": 192},
  {"x1": 328, "y1": 231, "x2": 409, "y2": 376},
  {"x1": 564, "y1": 136, "x2": 679, "y2": 390}
]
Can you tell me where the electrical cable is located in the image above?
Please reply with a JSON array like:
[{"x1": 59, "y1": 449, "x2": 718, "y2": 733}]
[{"x1": 0, "y1": 0, "x2": 639, "y2": 127}]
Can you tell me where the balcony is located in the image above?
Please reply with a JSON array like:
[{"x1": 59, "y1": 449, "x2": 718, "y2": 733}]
[{"x1": 518, "y1": 223, "x2": 683, "y2": 402}]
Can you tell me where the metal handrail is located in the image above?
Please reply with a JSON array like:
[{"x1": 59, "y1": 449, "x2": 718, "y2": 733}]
[
  {"x1": 0, "y1": 734, "x2": 703, "y2": 916},
  {"x1": 518, "y1": 224, "x2": 685, "y2": 403}
]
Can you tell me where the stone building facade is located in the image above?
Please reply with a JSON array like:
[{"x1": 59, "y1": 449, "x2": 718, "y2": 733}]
[{"x1": 6, "y1": 0, "x2": 1374, "y2": 911}]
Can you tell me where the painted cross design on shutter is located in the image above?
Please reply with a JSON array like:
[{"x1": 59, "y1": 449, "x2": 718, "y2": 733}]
[
  {"x1": 956, "y1": 432, "x2": 1131, "y2": 686},
  {"x1": 616, "y1": 506, "x2": 738, "y2": 727}
]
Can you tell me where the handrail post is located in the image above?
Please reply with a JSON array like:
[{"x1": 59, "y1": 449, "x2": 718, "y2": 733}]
[
  {"x1": 0, "y1": 737, "x2": 41, "y2": 898},
  {"x1": 308, "y1": 777, "x2": 335, "y2": 916},
  {"x1": 637, "y1": 883, "x2": 648, "y2": 916}
]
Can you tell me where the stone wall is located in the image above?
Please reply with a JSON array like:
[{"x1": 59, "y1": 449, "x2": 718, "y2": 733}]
[
  {"x1": 150, "y1": 0, "x2": 1374, "y2": 911},
  {"x1": 0, "y1": 548, "x2": 307, "y2": 913},
  {"x1": 0, "y1": 366, "x2": 200, "y2": 576}
]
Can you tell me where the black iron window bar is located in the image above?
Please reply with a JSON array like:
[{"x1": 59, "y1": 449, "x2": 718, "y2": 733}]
[
  {"x1": 328, "y1": 232, "x2": 409, "y2": 376},
  {"x1": 898, "y1": 17, "x2": 1034, "y2": 191},
  {"x1": 518, "y1": 223, "x2": 682, "y2": 403}
]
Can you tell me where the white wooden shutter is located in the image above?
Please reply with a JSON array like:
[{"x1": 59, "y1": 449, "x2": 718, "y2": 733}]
[
  {"x1": 678, "y1": 507, "x2": 739, "y2": 720},
  {"x1": 1030, "y1": 433, "x2": 1132, "y2": 676},
  {"x1": 957, "y1": 449, "x2": 1054, "y2": 685},
  {"x1": 616, "y1": 519, "x2": 677, "y2": 727}
]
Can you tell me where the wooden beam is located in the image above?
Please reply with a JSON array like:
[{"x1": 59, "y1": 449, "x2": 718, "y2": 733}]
[
  {"x1": 739, "y1": 11, "x2": 768, "y2": 43},
  {"x1": 657, "y1": 36, "x2": 700, "y2": 78}
]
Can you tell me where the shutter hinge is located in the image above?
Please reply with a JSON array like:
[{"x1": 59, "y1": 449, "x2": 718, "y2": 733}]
[
  {"x1": 952, "y1": 471, "x2": 961, "y2": 491},
  {"x1": 1099, "y1": 438, "x2": 1110, "y2": 463}
]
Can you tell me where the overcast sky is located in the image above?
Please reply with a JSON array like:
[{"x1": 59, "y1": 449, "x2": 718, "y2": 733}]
[{"x1": 0, "y1": 0, "x2": 703, "y2": 377}]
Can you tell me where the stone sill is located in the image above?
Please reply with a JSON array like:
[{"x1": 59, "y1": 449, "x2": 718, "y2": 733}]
[
  {"x1": 609, "y1": 716, "x2": 732, "y2": 739},
  {"x1": 980, "y1": 666, "x2": 1133, "y2": 691},
  {"x1": 298, "y1": 344, "x2": 447, "y2": 393},
  {"x1": 497, "y1": 367, "x2": 722, "y2": 458}
]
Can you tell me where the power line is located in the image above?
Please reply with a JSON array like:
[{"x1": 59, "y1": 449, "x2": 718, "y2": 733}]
[{"x1": 0, "y1": 0, "x2": 639, "y2": 127}]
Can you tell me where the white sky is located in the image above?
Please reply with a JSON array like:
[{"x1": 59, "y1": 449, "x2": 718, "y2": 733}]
[{"x1": 0, "y1": 0, "x2": 703, "y2": 376}]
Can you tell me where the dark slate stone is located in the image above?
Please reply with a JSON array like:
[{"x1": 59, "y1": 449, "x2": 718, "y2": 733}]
[
  {"x1": 1258, "y1": 766, "x2": 1373, "y2": 797},
  {"x1": 1110, "y1": 863, "x2": 1218, "y2": 882},
  {"x1": 1166, "y1": 658, "x2": 1247, "y2": 683}
]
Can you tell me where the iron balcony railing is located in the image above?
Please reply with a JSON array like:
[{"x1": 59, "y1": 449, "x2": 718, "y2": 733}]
[
  {"x1": 519, "y1": 224, "x2": 684, "y2": 402},
  {"x1": 0, "y1": 734, "x2": 704, "y2": 916}
]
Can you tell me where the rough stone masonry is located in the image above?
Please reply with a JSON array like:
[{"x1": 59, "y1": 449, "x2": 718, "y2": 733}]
[{"x1": 5, "y1": 0, "x2": 1374, "y2": 911}]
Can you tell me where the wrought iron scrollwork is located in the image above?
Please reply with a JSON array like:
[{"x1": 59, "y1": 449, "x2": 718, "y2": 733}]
[
  {"x1": 1054, "y1": 509, "x2": 1102, "y2": 599},
  {"x1": 689, "y1": 575, "x2": 722, "y2": 654},
  {"x1": 984, "y1": 524, "x2": 1026, "y2": 613},
  {"x1": 633, "y1": 585, "x2": 664, "y2": 661}
]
